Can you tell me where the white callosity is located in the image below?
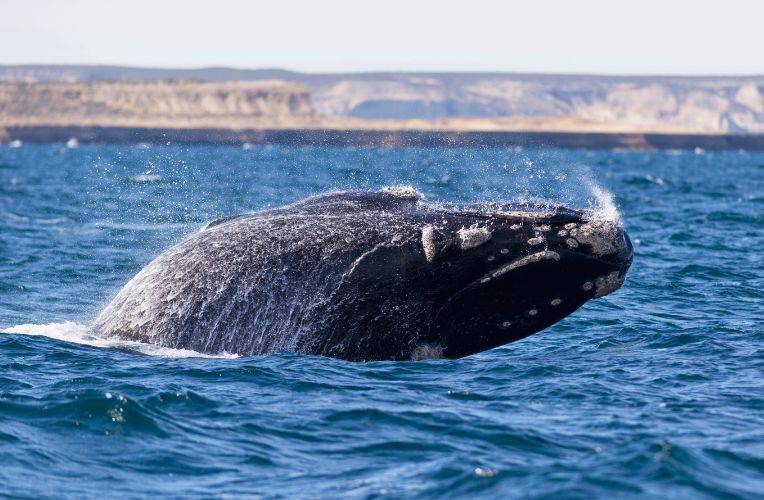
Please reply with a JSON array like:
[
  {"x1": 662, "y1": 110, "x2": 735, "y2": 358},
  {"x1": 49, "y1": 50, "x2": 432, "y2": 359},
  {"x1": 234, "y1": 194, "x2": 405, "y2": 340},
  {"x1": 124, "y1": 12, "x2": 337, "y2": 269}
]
[
  {"x1": 568, "y1": 221, "x2": 625, "y2": 256},
  {"x1": 381, "y1": 185, "x2": 423, "y2": 200},
  {"x1": 594, "y1": 271, "x2": 626, "y2": 298},
  {"x1": 421, "y1": 225, "x2": 438, "y2": 263},
  {"x1": 458, "y1": 224, "x2": 492, "y2": 250},
  {"x1": 527, "y1": 236, "x2": 544, "y2": 246}
]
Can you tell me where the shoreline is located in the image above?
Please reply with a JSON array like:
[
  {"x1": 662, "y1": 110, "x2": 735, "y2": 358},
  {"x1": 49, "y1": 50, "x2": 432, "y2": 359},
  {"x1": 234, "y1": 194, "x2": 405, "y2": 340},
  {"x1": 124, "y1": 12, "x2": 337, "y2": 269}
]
[{"x1": 3, "y1": 125, "x2": 764, "y2": 150}]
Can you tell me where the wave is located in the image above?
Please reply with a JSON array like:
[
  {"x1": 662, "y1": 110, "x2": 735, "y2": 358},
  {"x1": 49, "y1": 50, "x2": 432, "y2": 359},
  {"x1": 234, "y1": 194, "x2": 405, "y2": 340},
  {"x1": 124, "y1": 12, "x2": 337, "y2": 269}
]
[{"x1": 0, "y1": 321, "x2": 238, "y2": 359}]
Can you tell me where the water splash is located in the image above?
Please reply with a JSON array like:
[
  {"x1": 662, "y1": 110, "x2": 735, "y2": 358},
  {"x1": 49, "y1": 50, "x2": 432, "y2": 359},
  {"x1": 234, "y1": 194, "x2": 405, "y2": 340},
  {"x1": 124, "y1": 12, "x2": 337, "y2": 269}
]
[
  {"x1": 582, "y1": 179, "x2": 622, "y2": 222},
  {"x1": 1, "y1": 322, "x2": 238, "y2": 359},
  {"x1": 456, "y1": 151, "x2": 624, "y2": 224}
]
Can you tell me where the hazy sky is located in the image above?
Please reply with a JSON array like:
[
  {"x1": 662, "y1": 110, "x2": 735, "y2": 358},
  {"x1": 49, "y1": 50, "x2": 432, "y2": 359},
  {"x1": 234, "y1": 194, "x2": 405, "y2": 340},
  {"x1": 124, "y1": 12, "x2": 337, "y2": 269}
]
[{"x1": 2, "y1": 0, "x2": 763, "y2": 74}]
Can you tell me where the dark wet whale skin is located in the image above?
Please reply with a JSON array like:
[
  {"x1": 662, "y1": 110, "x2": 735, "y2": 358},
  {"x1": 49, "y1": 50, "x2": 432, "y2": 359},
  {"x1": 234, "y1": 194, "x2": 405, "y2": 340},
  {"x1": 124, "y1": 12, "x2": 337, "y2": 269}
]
[{"x1": 92, "y1": 189, "x2": 633, "y2": 361}]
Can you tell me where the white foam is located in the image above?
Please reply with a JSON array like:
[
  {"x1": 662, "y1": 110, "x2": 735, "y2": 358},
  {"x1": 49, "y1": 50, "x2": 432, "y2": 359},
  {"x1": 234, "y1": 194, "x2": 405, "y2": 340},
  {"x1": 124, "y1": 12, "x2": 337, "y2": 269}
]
[
  {"x1": 1, "y1": 322, "x2": 238, "y2": 359},
  {"x1": 130, "y1": 170, "x2": 162, "y2": 183}
]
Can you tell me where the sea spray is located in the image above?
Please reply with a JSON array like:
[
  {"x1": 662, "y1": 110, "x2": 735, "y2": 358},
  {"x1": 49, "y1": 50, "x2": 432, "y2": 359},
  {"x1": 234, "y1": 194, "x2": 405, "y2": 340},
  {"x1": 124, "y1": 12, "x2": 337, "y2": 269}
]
[
  {"x1": 470, "y1": 154, "x2": 623, "y2": 223},
  {"x1": 583, "y1": 179, "x2": 622, "y2": 222}
]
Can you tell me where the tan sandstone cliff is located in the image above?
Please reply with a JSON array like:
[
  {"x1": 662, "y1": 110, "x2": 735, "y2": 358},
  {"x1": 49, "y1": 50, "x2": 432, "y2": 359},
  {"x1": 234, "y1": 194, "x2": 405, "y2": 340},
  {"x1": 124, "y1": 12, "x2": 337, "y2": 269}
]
[
  {"x1": 0, "y1": 80, "x2": 312, "y2": 128},
  {"x1": 1, "y1": 66, "x2": 763, "y2": 134}
]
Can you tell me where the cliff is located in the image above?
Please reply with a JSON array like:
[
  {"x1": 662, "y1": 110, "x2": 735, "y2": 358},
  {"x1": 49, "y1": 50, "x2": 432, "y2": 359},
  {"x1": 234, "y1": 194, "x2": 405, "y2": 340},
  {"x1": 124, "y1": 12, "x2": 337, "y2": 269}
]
[
  {"x1": 0, "y1": 80, "x2": 312, "y2": 128},
  {"x1": 308, "y1": 75, "x2": 764, "y2": 134},
  {"x1": 1, "y1": 66, "x2": 763, "y2": 134}
]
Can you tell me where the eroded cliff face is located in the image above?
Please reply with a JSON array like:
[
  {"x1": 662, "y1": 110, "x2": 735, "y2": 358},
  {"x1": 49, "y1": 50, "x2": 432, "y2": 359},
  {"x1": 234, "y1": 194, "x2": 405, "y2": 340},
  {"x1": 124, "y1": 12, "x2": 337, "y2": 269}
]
[
  {"x1": 310, "y1": 76, "x2": 764, "y2": 133},
  {"x1": 1, "y1": 66, "x2": 763, "y2": 133},
  {"x1": 0, "y1": 80, "x2": 312, "y2": 127}
]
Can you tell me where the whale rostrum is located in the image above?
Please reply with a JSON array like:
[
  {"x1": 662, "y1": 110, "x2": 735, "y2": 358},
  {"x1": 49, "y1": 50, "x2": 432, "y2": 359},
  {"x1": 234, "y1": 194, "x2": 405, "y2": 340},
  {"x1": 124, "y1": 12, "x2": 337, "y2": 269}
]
[{"x1": 92, "y1": 188, "x2": 633, "y2": 361}]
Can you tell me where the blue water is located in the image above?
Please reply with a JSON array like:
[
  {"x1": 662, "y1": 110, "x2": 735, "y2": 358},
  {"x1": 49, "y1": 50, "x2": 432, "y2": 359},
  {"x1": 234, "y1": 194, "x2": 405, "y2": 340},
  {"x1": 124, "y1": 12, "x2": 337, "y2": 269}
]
[{"x1": 1, "y1": 144, "x2": 762, "y2": 498}]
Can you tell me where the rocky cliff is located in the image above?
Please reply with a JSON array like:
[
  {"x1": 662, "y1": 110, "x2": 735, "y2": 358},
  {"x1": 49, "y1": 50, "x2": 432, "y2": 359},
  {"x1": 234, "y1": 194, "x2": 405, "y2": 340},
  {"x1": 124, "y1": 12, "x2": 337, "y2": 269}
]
[
  {"x1": 0, "y1": 80, "x2": 312, "y2": 127},
  {"x1": 309, "y1": 75, "x2": 764, "y2": 133},
  {"x1": 1, "y1": 66, "x2": 763, "y2": 133}
]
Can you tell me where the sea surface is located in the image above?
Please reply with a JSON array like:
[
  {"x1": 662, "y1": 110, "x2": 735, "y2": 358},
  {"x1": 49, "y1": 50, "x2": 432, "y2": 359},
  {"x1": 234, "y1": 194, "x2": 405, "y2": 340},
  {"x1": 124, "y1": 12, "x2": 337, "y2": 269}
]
[{"x1": 0, "y1": 144, "x2": 762, "y2": 498}]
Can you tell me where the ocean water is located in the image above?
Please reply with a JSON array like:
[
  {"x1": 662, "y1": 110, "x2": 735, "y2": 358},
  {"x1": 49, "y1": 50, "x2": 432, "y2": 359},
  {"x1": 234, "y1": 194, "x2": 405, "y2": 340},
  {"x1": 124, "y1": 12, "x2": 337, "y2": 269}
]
[{"x1": 0, "y1": 144, "x2": 762, "y2": 498}]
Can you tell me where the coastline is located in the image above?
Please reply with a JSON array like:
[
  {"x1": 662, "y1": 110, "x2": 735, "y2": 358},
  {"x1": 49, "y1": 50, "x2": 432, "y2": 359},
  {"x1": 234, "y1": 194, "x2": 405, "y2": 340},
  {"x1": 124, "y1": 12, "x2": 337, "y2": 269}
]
[{"x1": 3, "y1": 124, "x2": 764, "y2": 150}]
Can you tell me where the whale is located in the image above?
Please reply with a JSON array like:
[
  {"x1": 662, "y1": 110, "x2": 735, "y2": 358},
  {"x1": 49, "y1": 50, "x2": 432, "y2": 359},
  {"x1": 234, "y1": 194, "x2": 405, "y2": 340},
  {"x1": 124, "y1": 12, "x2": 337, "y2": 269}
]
[{"x1": 91, "y1": 187, "x2": 633, "y2": 361}]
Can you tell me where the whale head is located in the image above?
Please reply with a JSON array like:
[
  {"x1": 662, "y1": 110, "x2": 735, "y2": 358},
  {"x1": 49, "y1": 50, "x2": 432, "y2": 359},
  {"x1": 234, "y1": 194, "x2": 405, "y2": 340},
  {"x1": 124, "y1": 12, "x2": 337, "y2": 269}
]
[{"x1": 416, "y1": 202, "x2": 633, "y2": 358}]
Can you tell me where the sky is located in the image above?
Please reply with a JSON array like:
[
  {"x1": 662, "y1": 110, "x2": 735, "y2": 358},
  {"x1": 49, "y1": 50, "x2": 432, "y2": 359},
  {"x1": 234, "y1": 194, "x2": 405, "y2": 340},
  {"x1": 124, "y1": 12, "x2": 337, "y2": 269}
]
[{"x1": 1, "y1": 0, "x2": 763, "y2": 75}]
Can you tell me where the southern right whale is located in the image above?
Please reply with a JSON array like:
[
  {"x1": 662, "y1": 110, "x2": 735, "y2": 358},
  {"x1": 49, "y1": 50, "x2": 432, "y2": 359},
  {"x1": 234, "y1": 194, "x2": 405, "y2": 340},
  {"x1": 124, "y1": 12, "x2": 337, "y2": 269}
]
[{"x1": 92, "y1": 187, "x2": 633, "y2": 361}]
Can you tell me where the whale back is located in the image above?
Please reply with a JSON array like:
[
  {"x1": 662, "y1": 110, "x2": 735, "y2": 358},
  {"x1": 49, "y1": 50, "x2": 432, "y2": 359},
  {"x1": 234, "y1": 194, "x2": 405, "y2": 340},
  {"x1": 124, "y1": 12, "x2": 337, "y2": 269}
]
[{"x1": 92, "y1": 191, "x2": 432, "y2": 357}]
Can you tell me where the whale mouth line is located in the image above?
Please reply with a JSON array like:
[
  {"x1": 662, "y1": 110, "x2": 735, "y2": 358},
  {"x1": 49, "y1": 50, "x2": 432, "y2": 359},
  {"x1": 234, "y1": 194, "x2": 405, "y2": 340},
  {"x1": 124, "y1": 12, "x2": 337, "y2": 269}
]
[
  {"x1": 449, "y1": 250, "x2": 562, "y2": 295},
  {"x1": 564, "y1": 248, "x2": 632, "y2": 270},
  {"x1": 487, "y1": 250, "x2": 561, "y2": 281}
]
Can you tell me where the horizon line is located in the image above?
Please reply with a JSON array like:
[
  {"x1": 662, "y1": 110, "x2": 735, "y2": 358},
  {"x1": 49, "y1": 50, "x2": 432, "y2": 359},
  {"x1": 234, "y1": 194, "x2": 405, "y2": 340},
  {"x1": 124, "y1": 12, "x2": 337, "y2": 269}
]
[{"x1": 2, "y1": 62, "x2": 763, "y2": 79}]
